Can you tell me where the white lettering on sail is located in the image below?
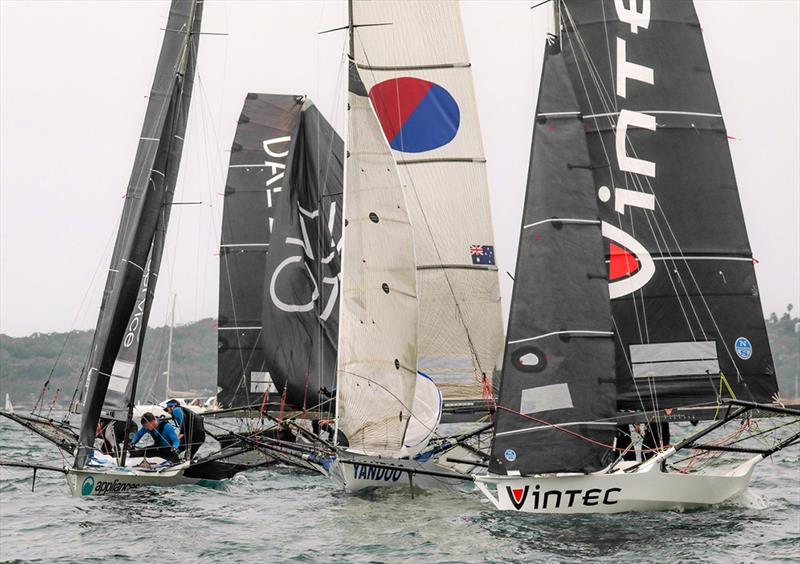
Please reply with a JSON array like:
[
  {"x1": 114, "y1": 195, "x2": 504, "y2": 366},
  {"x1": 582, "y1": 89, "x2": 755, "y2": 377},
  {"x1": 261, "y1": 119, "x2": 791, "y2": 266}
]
[
  {"x1": 264, "y1": 163, "x2": 285, "y2": 187},
  {"x1": 270, "y1": 201, "x2": 340, "y2": 317},
  {"x1": 602, "y1": 222, "x2": 655, "y2": 299},
  {"x1": 122, "y1": 261, "x2": 151, "y2": 349},
  {"x1": 262, "y1": 136, "x2": 291, "y2": 158},
  {"x1": 616, "y1": 38, "x2": 653, "y2": 98},
  {"x1": 615, "y1": 110, "x2": 656, "y2": 177},
  {"x1": 614, "y1": 0, "x2": 650, "y2": 35},
  {"x1": 614, "y1": 188, "x2": 655, "y2": 215}
]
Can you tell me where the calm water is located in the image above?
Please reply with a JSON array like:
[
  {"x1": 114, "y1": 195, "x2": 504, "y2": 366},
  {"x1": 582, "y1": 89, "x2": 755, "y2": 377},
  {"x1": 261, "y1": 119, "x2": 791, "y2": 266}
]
[{"x1": 1, "y1": 415, "x2": 798, "y2": 563}]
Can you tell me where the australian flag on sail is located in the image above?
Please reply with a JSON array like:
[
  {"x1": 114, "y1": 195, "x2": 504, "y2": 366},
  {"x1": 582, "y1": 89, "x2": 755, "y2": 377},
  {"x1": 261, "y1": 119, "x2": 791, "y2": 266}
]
[{"x1": 470, "y1": 244, "x2": 495, "y2": 265}]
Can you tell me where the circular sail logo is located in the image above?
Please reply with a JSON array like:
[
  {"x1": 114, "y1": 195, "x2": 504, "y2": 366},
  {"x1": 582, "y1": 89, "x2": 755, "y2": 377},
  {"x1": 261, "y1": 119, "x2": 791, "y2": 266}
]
[
  {"x1": 504, "y1": 449, "x2": 517, "y2": 462},
  {"x1": 81, "y1": 476, "x2": 95, "y2": 496},
  {"x1": 369, "y1": 77, "x2": 460, "y2": 153},
  {"x1": 512, "y1": 345, "x2": 547, "y2": 373},
  {"x1": 735, "y1": 337, "x2": 752, "y2": 360}
]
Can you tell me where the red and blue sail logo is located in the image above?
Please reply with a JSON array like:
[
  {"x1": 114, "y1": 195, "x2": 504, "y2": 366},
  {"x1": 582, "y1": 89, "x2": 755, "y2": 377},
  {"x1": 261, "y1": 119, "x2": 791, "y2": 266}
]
[{"x1": 369, "y1": 77, "x2": 460, "y2": 153}]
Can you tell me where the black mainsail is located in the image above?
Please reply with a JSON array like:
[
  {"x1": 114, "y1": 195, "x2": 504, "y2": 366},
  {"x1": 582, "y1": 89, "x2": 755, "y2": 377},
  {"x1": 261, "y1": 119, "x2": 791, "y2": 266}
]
[
  {"x1": 557, "y1": 0, "x2": 777, "y2": 412},
  {"x1": 217, "y1": 94, "x2": 303, "y2": 408},
  {"x1": 489, "y1": 40, "x2": 616, "y2": 476},
  {"x1": 259, "y1": 100, "x2": 343, "y2": 411},
  {"x1": 75, "y1": 0, "x2": 202, "y2": 468},
  {"x1": 489, "y1": 0, "x2": 782, "y2": 477}
]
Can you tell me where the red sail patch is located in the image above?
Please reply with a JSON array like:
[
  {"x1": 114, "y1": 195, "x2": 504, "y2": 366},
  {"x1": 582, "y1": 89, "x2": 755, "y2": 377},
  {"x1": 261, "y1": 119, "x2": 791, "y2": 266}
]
[
  {"x1": 369, "y1": 78, "x2": 433, "y2": 143},
  {"x1": 609, "y1": 243, "x2": 640, "y2": 280}
]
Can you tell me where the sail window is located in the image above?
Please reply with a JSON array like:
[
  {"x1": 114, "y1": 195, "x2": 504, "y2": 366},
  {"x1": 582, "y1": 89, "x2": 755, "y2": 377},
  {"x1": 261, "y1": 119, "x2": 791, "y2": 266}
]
[{"x1": 519, "y1": 383, "x2": 574, "y2": 415}]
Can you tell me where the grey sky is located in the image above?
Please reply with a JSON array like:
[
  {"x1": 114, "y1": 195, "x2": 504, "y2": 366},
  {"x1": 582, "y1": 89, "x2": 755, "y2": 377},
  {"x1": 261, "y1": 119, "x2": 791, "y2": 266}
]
[{"x1": 1, "y1": 0, "x2": 798, "y2": 337}]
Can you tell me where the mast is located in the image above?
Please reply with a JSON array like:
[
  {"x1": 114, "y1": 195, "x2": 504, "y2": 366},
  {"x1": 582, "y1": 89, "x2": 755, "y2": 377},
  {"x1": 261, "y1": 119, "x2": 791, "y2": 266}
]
[
  {"x1": 165, "y1": 294, "x2": 176, "y2": 401},
  {"x1": 75, "y1": 0, "x2": 203, "y2": 469}
]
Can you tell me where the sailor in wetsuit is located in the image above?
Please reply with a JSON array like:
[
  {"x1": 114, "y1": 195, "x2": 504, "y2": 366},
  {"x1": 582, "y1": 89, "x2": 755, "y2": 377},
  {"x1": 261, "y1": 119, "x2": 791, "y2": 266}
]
[
  {"x1": 128, "y1": 412, "x2": 180, "y2": 463},
  {"x1": 164, "y1": 399, "x2": 205, "y2": 459}
]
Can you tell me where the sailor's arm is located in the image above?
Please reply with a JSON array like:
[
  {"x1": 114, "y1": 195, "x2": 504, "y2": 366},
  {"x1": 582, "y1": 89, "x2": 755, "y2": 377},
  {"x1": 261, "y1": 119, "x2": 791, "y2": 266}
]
[{"x1": 129, "y1": 427, "x2": 146, "y2": 446}]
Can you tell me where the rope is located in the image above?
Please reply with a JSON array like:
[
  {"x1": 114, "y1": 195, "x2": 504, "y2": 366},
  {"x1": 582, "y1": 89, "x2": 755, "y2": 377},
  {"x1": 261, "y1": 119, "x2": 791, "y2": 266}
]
[{"x1": 495, "y1": 404, "x2": 662, "y2": 454}]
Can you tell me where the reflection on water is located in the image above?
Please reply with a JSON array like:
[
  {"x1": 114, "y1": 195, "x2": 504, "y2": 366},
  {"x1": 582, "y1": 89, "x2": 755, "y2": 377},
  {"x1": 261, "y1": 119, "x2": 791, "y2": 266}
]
[{"x1": 1, "y1": 416, "x2": 798, "y2": 563}]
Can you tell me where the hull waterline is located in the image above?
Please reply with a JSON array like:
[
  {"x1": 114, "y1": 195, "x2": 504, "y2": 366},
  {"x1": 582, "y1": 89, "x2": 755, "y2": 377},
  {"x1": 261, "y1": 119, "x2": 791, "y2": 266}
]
[{"x1": 474, "y1": 455, "x2": 761, "y2": 514}]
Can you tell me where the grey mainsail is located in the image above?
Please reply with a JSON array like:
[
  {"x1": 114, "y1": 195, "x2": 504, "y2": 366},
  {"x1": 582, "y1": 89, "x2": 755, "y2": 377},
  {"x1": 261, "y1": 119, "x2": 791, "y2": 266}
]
[
  {"x1": 259, "y1": 100, "x2": 343, "y2": 412},
  {"x1": 75, "y1": 0, "x2": 202, "y2": 468},
  {"x1": 217, "y1": 94, "x2": 304, "y2": 408},
  {"x1": 489, "y1": 39, "x2": 616, "y2": 476}
]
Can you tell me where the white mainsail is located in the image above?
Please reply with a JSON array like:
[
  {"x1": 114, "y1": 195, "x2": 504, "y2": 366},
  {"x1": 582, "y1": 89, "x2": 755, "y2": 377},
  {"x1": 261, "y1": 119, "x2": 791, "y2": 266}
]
[
  {"x1": 352, "y1": 0, "x2": 504, "y2": 399},
  {"x1": 336, "y1": 62, "x2": 428, "y2": 457}
]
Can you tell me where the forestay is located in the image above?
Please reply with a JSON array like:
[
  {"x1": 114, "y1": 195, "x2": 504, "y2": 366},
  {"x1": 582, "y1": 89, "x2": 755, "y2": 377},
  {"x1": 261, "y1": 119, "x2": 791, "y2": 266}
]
[
  {"x1": 336, "y1": 63, "x2": 421, "y2": 457},
  {"x1": 558, "y1": 0, "x2": 778, "y2": 413},
  {"x1": 76, "y1": 0, "x2": 202, "y2": 468},
  {"x1": 489, "y1": 40, "x2": 616, "y2": 476},
  {"x1": 351, "y1": 0, "x2": 504, "y2": 399}
]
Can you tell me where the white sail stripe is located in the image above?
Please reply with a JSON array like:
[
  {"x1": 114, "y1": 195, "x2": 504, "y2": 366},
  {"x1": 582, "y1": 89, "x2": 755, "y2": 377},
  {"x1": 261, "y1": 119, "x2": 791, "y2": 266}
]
[
  {"x1": 523, "y1": 218, "x2": 600, "y2": 229},
  {"x1": 150, "y1": 169, "x2": 165, "y2": 177},
  {"x1": 218, "y1": 326, "x2": 262, "y2": 330},
  {"x1": 537, "y1": 111, "x2": 581, "y2": 117},
  {"x1": 121, "y1": 259, "x2": 144, "y2": 272},
  {"x1": 496, "y1": 421, "x2": 617, "y2": 438},
  {"x1": 508, "y1": 330, "x2": 613, "y2": 345},
  {"x1": 583, "y1": 110, "x2": 722, "y2": 119},
  {"x1": 219, "y1": 243, "x2": 270, "y2": 247},
  {"x1": 140, "y1": 137, "x2": 161, "y2": 141},
  {"x1": 651, "y1": 255, "x2": 752, "y2": 262}
]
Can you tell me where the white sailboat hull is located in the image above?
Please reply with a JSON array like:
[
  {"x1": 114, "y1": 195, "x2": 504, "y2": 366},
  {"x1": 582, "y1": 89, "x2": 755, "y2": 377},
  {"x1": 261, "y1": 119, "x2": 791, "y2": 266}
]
[
  {"x1": 330, "y1": 451, "x2": 471, "y2": 493},
  {"x1": 66, "y1": 461, "x2": 204, "y2": 497},
  {"x1": 474, "y1": 455, "x2": 761, "y2": 514}
]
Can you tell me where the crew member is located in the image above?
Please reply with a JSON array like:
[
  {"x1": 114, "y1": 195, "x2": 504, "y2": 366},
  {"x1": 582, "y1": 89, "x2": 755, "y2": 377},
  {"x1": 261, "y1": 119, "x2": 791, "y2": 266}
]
[
  {"x1": 164, "y1": 399, "x2": 206, "y2": 459},
  {"x1": 129, "y1": 412, "x2": 180, "y2": 463}
]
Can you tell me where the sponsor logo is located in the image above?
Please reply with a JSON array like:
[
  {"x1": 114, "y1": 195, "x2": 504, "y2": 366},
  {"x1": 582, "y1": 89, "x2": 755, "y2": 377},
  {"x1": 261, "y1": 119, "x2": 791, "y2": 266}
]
[
  {"x1": 88, "y1": 479, "x2": 142, "y2": 496},
  {"x1": 504, "y1": 449, "x2": 517, "y2": 462},
  {"x1": 596, "y1": 1, "x2": 658, "y2": 299},
  {"x1": 505, "y1": 484, "x2": 622, "y2": 510},
  {"x1": 734, "y1": 337, "x2": 752, "y2": 360},
  {"x1": 81, "y1": 476, "x2": 95, "y2": 496},
  {"x1": 352, "y1": 464, "x2": 404, "y2": 483},
  {"x1": 122, "y1": 258, "x2": 152, "y2": 349},
  {"x1": 369, "y1": 77, "x2": 460, "y2": 153},
  {"x1": 508, "y1": 486, "x2": 529, "y2": 510}
]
